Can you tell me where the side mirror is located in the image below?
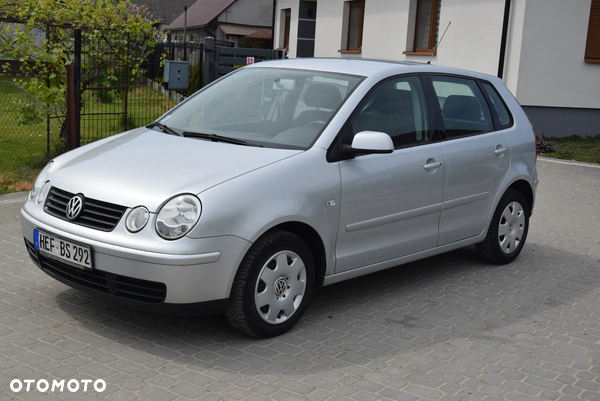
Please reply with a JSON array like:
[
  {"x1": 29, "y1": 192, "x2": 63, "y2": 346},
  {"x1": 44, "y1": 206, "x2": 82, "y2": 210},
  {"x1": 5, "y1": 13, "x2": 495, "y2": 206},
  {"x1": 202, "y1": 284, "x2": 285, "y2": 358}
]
[{"x1": 342, "y1": 131, "x2": 394, "y2": 158}]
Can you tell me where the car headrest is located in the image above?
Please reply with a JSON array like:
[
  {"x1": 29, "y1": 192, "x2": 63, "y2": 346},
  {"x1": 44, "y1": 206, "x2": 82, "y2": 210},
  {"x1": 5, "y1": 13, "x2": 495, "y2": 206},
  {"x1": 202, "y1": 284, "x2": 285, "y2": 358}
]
[
  {"x1": 371, "y1": 88, "x2": 414, "y2": 116},
  {"x1": 442, "y1": 95, "x2": 482, "y2": 122},
  {"x1": 303, "y1": 84, "x2": 342, "y2": 109}
]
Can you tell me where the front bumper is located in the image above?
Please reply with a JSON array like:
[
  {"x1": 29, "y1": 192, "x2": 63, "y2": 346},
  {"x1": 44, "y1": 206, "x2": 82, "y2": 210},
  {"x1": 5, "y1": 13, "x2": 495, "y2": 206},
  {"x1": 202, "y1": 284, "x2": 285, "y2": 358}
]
[{"x1": 21, "y1": 204, "x2": 251, "y2": 314}]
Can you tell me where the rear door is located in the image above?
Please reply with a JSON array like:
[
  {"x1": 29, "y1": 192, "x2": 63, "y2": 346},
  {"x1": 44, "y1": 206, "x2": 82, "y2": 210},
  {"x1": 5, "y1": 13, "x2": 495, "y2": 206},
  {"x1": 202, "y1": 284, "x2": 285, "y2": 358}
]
[{"x1": 427, "y1": 75, "x2": 511, "y2": 246}]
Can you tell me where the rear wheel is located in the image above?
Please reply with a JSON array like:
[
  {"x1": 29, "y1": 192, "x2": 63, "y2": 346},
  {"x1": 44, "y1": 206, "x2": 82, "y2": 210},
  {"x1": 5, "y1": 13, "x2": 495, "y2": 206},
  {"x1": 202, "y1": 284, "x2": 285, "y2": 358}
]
[
  {"x1": 477, "y1": 189, "x2": 530, "y2": 264},
  {"x1": 226, "y1": 230, "x2": 314, "y2": 338}
]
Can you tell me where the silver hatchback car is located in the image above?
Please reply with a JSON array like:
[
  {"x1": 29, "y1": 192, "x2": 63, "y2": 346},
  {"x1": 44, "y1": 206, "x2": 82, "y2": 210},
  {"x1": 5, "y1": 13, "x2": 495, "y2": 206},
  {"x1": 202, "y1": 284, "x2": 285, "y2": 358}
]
[{"x1": 21, "y1": 59, "x2": 538, "y2": 337}]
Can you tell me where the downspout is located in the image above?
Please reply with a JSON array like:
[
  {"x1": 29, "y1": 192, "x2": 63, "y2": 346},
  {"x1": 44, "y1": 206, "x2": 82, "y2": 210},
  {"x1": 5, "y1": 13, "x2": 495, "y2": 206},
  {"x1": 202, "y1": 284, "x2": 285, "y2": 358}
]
[
  {"x1": 497, "y1": 0, "x2": 511, "y2": 79},
  {"x1": 271, "y1": 0, "x2": 277, "y2": 49}
]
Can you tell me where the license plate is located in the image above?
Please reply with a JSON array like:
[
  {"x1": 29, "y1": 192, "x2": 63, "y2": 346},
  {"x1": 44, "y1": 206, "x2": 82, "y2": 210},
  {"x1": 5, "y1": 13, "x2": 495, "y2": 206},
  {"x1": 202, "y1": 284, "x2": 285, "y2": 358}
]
[{"x1": 34, "y1": 229, "x2": 93, "y2": 270}]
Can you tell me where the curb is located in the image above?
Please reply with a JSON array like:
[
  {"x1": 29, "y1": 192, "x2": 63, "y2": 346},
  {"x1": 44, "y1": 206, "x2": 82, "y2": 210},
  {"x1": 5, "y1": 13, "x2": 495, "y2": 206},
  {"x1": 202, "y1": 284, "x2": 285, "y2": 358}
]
[
  {"x1": 0, "y1": 191, "x2": 29, "y2": 204},
  {"x1": 537, "y1": 156, "x2": 600, "y2": 169}
]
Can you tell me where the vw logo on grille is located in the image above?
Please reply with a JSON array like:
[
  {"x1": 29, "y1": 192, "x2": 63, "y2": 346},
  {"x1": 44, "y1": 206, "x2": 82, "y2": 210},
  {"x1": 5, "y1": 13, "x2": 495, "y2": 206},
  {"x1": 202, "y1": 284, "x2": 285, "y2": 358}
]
[{"x1": 65, "y1": 195, "x2": 85, "y2": 220}]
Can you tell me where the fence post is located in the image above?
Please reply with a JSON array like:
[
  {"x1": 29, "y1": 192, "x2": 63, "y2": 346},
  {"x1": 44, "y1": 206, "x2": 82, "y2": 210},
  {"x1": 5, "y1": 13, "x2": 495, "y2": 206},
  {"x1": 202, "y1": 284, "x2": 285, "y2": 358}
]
[
  {"x1": 203, "y1": 37, "x2": 215, "y2": 87},
  {"x1": 66, "y1": 65, "x2": 76, "y2": 150},
  {"x1": 167, "y1": 32, "x2": 174, "y2": 60},
  {"x1": 74, "y1": 28, "x2": 81, "y2": 148},
  {"x1": 123, "y1": 38, "x2": 129, "y2": 131},
  {"x1": 197, "y1": 43, "x2": 204, "y2": 93}
]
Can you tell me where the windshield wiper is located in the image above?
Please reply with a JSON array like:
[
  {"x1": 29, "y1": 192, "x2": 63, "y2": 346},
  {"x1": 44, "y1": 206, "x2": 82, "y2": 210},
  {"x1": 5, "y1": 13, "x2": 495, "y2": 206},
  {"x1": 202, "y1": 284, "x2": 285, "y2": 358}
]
[
  {"x1": 147, "y1": 122, "x2": 182, "y2": 137},
  {"x1": 182, "y1": 131, "x2": 250, "y2": 146}
]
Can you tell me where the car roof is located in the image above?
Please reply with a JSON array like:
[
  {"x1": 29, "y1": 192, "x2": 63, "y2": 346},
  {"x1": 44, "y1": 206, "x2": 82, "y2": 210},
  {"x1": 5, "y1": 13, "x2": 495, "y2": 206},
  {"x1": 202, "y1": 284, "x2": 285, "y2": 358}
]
[{"x1": 246, "y1": 58, "x2": 499, "y2": 82}]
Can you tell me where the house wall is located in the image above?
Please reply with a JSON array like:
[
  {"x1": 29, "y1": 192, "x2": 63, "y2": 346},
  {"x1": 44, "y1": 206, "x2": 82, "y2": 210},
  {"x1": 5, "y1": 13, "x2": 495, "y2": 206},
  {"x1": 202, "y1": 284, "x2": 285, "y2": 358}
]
[
  {"x1": 424, "y1": 0, "x2": 505, "y2": 76},
  {"x1": 516, "y1": 0, "x2": 598, "y2": 109},
  {"x1": 274, "y1": 0, "x2": 600, "y2": 137},
  {"x1": 308, "y1": 0, "x2": 508, "y2": 72},
  {"x1": 501, "y1": 0, "x2": 526, "y2": 95},
  {"x1": 170, "y1": 28, "x2": 209, "y2": 43},
  {"x1": 514, "y1": 0, "x2": 600, "y2": 137},
  {"x1": 276, "y1": 0, "x2": 301, "y2": 57}
]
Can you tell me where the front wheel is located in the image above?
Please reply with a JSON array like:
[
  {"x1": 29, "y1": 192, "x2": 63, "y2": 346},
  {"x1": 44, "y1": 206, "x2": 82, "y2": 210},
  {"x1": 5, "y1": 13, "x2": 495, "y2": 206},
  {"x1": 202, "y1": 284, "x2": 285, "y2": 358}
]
[
  {"x1": 476, "y1": 189, "x2": 530, "y2": 264},
  {"x1": 226, "y1": 230, "x2": 315, "y2": 338}
]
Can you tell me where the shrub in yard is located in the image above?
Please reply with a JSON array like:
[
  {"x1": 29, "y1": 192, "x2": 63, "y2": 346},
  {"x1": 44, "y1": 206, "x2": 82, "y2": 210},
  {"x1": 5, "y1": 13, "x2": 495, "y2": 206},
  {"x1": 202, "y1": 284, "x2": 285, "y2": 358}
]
[{"x1": 536, "y1": 137, "x2": 554, "y2": 154}]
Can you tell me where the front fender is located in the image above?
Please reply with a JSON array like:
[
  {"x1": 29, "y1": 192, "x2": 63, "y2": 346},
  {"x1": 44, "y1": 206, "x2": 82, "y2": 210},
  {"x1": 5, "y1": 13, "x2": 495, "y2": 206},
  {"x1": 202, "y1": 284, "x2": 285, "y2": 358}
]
[{"x1": 188, "y1": 147, "x2": 341, "y2": 275}]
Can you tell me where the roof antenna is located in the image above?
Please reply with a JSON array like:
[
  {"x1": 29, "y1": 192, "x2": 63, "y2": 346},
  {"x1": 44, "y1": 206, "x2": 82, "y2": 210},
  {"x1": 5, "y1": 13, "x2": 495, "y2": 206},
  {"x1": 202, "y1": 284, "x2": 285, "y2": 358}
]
[{"x1": 427, "y1": 21, "x2": 451, "y2": 64}]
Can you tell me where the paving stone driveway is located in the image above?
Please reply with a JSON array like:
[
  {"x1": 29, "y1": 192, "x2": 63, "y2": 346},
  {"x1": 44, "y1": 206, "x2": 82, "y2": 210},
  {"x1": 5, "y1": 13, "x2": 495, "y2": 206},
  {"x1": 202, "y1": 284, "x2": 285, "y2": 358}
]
[{"x1": 1, "y1": 157, "x2": 599, "y2": 401}]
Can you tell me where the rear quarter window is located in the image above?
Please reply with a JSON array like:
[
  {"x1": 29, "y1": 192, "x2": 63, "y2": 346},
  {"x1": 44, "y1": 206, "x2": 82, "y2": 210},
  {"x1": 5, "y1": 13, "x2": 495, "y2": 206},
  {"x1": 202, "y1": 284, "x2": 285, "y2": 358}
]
[{"x1": 481, "y1": 82, "x2": 513, "y2": 129}]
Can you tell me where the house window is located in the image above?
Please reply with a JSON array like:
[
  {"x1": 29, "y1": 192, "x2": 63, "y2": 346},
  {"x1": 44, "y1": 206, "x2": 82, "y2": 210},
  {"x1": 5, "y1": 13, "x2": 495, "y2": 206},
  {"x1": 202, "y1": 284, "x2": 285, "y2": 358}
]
[
  {"x1": 282, "y1": 9, "x2": 291, "y2": 50},
  {"x1": 346, "y1": 1, "x2": 365, "y2": 52},
  {"x1": 414, "y1": 0, "x2": 441, "y2": 53},
  {"x1": 585, "y1": 0, "x2": 600, "y2": 63}
]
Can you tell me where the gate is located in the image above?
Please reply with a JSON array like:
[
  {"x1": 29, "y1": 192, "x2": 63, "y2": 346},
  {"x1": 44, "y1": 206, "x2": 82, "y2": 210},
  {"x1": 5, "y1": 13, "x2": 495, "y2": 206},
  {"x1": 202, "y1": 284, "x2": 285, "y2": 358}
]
[{"x1": 203, "y1": 37, "x2": 287, "y2": 87}]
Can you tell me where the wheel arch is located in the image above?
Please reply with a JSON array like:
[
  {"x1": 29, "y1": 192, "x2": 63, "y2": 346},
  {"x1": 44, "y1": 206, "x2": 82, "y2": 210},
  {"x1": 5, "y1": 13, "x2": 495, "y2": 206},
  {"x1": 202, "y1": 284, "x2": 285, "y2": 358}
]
[
  {"x1": 507, "y1": 179, "x2": 534, "y2": 216},
  {"x1": 263, "y1": 222, "x2": 327, "y2": 290}
]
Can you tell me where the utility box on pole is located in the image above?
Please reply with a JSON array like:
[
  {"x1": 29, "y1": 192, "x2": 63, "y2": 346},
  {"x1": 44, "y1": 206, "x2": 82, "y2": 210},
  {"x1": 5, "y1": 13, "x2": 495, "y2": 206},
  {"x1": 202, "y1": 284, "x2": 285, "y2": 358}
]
[{"x1": 163, "y1": 61, "x2": 189, "y2": 91}]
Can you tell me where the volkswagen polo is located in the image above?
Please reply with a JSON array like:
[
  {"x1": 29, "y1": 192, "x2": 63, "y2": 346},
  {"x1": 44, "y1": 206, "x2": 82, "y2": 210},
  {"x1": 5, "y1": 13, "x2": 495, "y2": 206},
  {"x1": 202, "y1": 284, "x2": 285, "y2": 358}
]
[{"x1": 21, "y1": 58, "x2": 538, "y2": 337}]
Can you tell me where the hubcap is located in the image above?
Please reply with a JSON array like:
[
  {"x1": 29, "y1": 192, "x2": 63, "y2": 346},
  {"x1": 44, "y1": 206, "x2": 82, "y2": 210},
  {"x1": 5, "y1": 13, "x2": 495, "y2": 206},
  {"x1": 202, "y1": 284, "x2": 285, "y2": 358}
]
[
  {"x1": 254, "y1": 250, "x2": 307, "y2": 325},
  {"x1": 498, "y1": 201, "x2": 525, "y2": 254}
]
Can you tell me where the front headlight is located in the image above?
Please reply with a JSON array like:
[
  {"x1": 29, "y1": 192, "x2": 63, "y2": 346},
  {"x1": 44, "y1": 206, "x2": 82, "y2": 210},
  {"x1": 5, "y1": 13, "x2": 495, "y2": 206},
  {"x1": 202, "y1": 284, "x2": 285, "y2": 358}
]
[
  {"x1": 30, "y1": 161, "x2": 54, "y2": 201},
  {"x1": 156, "y1": 194, "x2": 202, "y2": 240}
]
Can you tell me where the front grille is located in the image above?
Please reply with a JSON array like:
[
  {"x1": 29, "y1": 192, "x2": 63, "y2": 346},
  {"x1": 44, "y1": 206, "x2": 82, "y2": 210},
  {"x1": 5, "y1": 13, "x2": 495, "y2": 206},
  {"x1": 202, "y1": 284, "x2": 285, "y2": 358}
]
[
  {"x1": 25, "y1": 239, "x2": 166, "y2": 304},
  {"x1": 44, "y1": 187, "x2": 127, "y2": 232}
]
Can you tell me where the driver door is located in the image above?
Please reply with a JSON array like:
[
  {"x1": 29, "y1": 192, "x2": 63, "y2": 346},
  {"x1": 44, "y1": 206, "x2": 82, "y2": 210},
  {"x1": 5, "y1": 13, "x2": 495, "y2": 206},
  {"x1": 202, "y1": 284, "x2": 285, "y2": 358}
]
[{"x1": 334, "y1": 76, "x2": 445, "y2": 273}]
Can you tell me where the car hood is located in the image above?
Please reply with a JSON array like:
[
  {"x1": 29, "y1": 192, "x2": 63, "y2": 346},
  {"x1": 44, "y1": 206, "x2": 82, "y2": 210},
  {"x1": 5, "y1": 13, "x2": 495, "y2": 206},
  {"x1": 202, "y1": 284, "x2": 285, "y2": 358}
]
[{"x1": 50, "y1": 128, "x2": 302, "y2": 211}]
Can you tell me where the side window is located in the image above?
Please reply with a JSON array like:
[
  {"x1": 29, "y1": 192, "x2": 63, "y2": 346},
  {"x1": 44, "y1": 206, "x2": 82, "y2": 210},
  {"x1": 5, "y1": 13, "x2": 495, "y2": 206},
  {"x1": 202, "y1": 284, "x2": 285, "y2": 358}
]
[
  {"x1": 431, "y1": 76, "x2": 493, "y2": 138},
  {"x1": 347, "y1": 76, "x2": 430, "y2": 149},
  {"x1": 482, "y1": 82, "x2": 512, "y2": 129}
]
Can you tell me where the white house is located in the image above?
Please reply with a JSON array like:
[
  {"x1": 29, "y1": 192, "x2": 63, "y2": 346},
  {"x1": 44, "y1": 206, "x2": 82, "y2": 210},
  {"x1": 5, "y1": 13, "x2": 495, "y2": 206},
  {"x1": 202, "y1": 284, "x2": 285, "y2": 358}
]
[{"x1": 274, "y1": 0, "x2": 600, "y2": 138}]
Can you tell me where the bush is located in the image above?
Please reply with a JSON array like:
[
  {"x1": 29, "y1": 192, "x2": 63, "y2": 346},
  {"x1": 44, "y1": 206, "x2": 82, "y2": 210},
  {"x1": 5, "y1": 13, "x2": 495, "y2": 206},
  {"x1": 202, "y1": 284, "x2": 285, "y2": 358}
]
[{"x1": 536, "y1": 137, "x2": 554, "y2": 154}]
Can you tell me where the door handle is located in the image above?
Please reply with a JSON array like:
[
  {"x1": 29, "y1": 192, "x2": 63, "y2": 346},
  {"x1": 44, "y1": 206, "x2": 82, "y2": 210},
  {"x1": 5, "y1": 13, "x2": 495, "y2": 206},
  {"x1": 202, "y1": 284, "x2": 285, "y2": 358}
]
[
  {"x1": 423, "y1": 161, "x2": 442, "y2": 170},
  {"x1": 494, "y1": 146, "x2": 508, "y2": 156}
]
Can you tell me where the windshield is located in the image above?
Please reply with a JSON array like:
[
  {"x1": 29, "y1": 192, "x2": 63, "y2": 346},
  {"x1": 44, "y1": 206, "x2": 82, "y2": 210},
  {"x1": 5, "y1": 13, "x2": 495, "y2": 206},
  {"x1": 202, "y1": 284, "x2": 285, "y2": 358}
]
[{"x1": 158, "y1": 67, "x2": 364, "y2": 149}]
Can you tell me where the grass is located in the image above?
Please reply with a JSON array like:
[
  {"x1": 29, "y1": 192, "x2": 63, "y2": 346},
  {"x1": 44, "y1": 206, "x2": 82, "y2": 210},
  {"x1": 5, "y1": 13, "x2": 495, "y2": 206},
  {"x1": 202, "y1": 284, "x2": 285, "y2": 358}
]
[
  {"x1": 0, "y1": 77, "x2": 61, "y2": 194},
  {"x1": 538, "y1": 135, "x2": 600, "y2": 164},
  {"x1": 79, "y1": 86, "x2": 177, "y2": 145},
  {"x1": 0, "y1": 76, "x2": 177, "y2": 195}
]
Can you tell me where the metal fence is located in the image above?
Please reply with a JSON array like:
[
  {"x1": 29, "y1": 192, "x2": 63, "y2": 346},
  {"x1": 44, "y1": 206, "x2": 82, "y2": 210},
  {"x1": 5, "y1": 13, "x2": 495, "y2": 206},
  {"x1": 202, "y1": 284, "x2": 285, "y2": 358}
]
[
  {"x1": 77, "y1": 29, "x2": 182, "y2": 145},
  {"x1": 0, "y1": 78, "x2": 66, "y2": 182}
]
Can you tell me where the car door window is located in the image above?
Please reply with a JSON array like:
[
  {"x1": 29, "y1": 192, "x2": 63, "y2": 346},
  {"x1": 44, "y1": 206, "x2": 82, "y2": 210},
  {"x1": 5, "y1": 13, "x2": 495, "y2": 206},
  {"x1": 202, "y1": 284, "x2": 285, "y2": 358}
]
[
  {"x1": 431, "y1": 76, "x2": 493, "y2": 138},
  {"x1": 346, "y1": 76, "x2": 430, "y2": 149}
]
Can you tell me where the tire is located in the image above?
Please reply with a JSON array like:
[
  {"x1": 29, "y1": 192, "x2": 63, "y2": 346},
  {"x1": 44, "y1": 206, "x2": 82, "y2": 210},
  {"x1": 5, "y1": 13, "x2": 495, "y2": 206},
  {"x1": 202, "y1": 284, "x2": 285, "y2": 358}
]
[
  {"x1": 476, "y1": 189, "x2": 530, "y2": 265},
  {"x1": 226, "y1": 230, "x2": 315, "y2": 338}
]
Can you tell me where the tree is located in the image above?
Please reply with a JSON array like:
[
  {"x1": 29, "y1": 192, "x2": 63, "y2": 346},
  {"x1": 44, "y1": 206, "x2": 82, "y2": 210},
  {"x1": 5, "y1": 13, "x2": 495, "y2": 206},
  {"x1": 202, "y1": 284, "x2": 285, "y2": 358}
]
[{"x1": 0, "y1": 0, "x2": 158, "y2": 125}]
